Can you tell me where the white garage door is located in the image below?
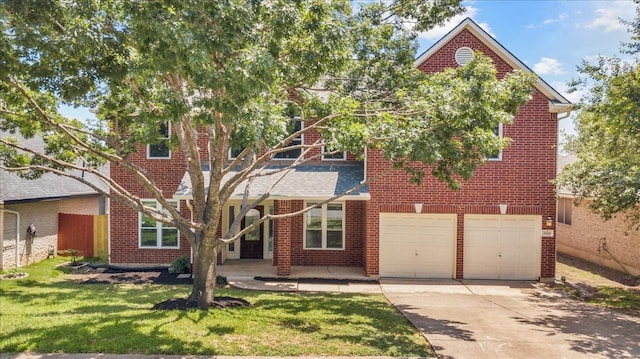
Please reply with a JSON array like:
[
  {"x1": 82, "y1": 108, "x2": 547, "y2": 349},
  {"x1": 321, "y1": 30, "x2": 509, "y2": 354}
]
[
  {"x1": 464, "y1": 215, "x2": 541, "y2": 280},
  {"x1": 379, "y1": 213, "x2": 456, "y2": 278}
]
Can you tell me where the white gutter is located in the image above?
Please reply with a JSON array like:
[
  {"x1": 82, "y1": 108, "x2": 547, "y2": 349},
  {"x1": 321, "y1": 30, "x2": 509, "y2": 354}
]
[
  {"x1": 549, "y1": 102, "x2": 573, "y2": 119},
  {"x1": 0, "y1": 207, "x2": 21, "y2": 268}
]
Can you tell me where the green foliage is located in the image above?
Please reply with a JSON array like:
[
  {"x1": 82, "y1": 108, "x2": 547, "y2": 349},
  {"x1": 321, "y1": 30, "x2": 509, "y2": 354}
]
[
  {"x1": 0, "y1": 0, "x2": 536, "y2": 306},
  {"x1": 558, "y1": 5, "x2": 640, "y2": 226},
  {"x1": 168, "y1": 255, "x2": 190, "y2": 274}
]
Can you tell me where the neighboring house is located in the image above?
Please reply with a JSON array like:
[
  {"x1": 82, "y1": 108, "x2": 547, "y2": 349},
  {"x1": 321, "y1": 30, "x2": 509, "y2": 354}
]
[
  {"x1": 109, "y1": 18, "x2": 571, "y2": 281},
  {"x1": 557, "y1": 154, "x2": 640, "y2": 276},
  {"x1": 0, "y1": 131, "x2": 107, "y2": 270}
]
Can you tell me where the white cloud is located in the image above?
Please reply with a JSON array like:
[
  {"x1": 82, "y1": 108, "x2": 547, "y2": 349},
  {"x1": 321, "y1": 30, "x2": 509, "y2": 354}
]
[
  {"x1": 533, "y1": 57, "x2": 565, "y2": 76},
  {"x1": 584, "y1": 8, "x2": 625, "y2": 32},
  {"x1": 418, "y1": 6, "x2": 495, "y2": 41},
  {"x1": 550, "y1": 81, "x2": 584, "y2": 105},
  {"x1": 527, "y1": 14, "x2": 568, "y2": 29}
]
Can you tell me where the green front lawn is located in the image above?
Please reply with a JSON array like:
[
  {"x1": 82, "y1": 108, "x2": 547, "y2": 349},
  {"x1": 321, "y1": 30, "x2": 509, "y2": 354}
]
[{"x1": 0, "y1": 258, "x2": 433, "y2": 356}]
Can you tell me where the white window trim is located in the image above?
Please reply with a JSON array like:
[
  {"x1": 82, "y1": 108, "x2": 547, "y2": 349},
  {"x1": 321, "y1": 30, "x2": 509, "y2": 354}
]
[
  {"x1": 139, "y1": 199, "x2": 180, "y2": 249},
  {"x1": 273, "y1": 119, "x2": 304, "y2": 160},
  {"x1": 303, "y1": 202, "x2": 345, "y2": 250},
  {"x1": 147, "y1": 122, "x2": 171, "y2": 159},
  {"x1": 487, "y1": 123, "x2": 503, "y2": 161},
  {"x1": 321, "y1": 143, "x2": 346, "y2": 161}
]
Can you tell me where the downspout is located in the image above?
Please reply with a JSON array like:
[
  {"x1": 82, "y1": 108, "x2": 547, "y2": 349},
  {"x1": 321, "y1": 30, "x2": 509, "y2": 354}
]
[
  {"x1": 361, "y1": 147, "x2": 368, "y2": 184},
  {"x1": 0, "y1": 205, "x2": 21, "y2": 268}
]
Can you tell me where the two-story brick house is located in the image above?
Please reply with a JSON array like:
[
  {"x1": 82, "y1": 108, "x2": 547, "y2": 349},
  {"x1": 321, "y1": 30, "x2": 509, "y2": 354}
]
[{"x1": 109, "y1": 18, "x2": 571, "y2": 281}]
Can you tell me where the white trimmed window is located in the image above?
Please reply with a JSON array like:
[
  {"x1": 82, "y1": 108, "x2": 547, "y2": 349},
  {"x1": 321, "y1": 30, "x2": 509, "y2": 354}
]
[
  {"x1": 322, "y1": 143, "x2": 346, "y2": 161},
  {"x1": 139, "y1": 200, "x2": 179, "y2": 248},
  {"x1": 558, "y1": 198, "x2": 572, "y2": 225},
  {"x1": 274, "y1": 118, "x2": 303, "y2": 159},
  {"x1": 304, "y1": 202, "x2": 344, "y2": 250},
  {"x1": 487, "y1": 123, "x2": 503, "y2": 161},
  {"x1": 147, "y1": 122, "x2": 171, "y2": 159}
]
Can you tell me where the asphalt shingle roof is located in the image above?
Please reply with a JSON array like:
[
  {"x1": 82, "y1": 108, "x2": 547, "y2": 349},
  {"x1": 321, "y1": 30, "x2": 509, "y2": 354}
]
[
  {"x1": 174, "y1": 164, "x2": 370, "y2": 200},
  {"x1": 0, "y1": 131, "x2": 108, "y2": 203}
]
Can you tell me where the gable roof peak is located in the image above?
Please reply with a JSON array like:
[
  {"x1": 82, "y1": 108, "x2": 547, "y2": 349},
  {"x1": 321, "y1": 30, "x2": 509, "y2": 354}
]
[{"x1": 416, "y1": 17, "x2": 571, "y2": 112}]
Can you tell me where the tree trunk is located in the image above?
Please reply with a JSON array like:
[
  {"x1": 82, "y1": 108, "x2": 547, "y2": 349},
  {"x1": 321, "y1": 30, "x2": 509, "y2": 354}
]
[{"x1": 188, "y1": 239, "x2": 218, "y2": 309}]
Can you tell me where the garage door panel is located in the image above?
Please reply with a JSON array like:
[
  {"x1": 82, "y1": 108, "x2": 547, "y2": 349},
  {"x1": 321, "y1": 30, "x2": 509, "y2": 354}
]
[
  {"x1": 464, "y1": 215, "x2": 541, "y2": 280},
  {"x1": 380, "y1": 213, "x2": 456, "y2": 278}
]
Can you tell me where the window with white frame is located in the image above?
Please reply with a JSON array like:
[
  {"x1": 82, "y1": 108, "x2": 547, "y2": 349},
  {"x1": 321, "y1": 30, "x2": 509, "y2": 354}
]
[
  {"x1": 304, "y1": 202, "x2": 344, "y2": 249},
  {"x1": 139, "y1": 199, "x2": 179, "y2": 248},
  {"x1": 274, "y1": 118, "x2": 303, "y2": 159},
  {"x1": 487, "y1": 123, "x2": 503, "y2": 161},
  {"x1": 322, "y1": 142, "x2": 346, "y2": 161},
  {"x1": 557, "y1": 198, "x2": 572, "y2": 225},
  {"x1": 147, "y1": 122, "x2": 171, "y2": 159}
]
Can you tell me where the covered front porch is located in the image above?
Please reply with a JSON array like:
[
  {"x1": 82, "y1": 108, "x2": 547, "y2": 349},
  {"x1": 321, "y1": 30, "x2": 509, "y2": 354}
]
[
  {"x1": 216, "y1": 259, "x2": 379, "y2": 293},
  {"x1": 217, "y1": 259, "x2": 374, "y2": 280}
]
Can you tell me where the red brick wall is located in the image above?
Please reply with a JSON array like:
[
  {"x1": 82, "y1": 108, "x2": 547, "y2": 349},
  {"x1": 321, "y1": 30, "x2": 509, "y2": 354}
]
[
  {"x1": 365, "y1": 29, "x2": 558, "y2": 279},
  {"x1": 287, "y1": 200, "x2": 364, "y2": 267},
  {"x1": 109, "y1": 128, "x2": 208, "y2": 265}
]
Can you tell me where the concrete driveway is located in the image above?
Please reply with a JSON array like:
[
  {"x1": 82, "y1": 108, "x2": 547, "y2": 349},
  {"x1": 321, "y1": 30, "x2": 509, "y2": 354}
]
[{"x1": 381, "y1": 280, "x2": 640, "y2": 359}]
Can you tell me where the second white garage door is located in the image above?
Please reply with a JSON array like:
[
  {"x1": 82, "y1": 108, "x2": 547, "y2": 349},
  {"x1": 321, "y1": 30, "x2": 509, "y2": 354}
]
[
  {"x1": 464, "y1": 215, "x2": 541, "y2": 280},
  {"x1": 379, "y1": 213, "x2": 456, "y2": 278}
]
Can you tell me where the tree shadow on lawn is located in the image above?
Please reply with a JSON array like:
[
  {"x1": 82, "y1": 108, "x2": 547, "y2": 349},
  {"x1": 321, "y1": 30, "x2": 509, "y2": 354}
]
[
  {"x1": 253, "y1": 293, "x2": 433, "y2": 356},
  {"x1": 1, "y1": 278, "x2": 430, "y2": 356},
  {"x1": 522, "y1": 291, "x2": 640, "y2": 358}
]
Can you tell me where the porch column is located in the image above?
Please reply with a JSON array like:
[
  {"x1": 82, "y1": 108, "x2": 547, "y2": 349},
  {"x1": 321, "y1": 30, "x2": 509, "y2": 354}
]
[{"x1": 274, "y1": 200, "x2": 292, "y2": 276}]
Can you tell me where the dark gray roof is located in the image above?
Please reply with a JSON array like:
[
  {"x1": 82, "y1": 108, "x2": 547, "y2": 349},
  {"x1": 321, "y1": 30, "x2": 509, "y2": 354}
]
[
  {"x1": 0, "y1": 131, "x2": 108, "y2": 203},
  {"x1": 174, "y1": 164, "x2": 370, "y2": 201}
]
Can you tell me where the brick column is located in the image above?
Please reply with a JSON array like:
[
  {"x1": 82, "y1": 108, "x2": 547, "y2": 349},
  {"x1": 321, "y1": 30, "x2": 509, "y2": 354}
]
[
  {"x1": 274, "y1": 200, "x2": 291, "y2": 276},
  {"x1": 364, "y1": 201, "x2": 379, "y2": 276}
]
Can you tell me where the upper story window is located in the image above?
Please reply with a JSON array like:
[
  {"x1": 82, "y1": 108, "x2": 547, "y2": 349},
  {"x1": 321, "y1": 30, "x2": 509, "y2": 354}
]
[
  {"x1": 487, "y1": 123, "x2": 503, "y2": 161},
  {"x1": 557, "y1": 198, "x2": 572, "y2": 225},
  {"x1": 322, "y1": 143, "x2": 346, "y2": 161},
  {"x1": 304, "y1": 202, "x2": 344, "y2": 250},
  {"x1": 139, "y1": 199, "x2": 179, "y2": 248},
  {"x1": 274, "y1": 119, "x2": 303, "y2": 160},
  {"x1": 147, "y1": 122, "x2": 171, "y2": 159},
  {"x1": 228, "y1": 145, "x2": 245, "y2": 160}
]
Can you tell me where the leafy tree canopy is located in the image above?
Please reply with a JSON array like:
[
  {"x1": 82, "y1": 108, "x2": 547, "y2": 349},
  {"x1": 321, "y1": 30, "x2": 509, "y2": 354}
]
[
  {"x1": 1, "y1": 0, "x2": 535, "y2": 308},
  {"x1": 558, "y1": 5, "x2": 640, "y2": 226}
]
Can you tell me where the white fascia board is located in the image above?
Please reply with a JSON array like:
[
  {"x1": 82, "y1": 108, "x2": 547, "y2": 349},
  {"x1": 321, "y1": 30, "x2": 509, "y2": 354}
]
[{"x1": 415, "y1": 18, "x2": 571, "y2": 109}]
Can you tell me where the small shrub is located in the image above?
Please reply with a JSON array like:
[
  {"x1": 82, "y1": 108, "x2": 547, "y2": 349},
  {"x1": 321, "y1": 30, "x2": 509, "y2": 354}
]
[{"x1": 169, "y1": 255, "x2": 190, "y2": 274}]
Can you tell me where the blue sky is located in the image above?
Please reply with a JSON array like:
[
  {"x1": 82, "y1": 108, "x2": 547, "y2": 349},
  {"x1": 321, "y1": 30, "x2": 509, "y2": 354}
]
[
  {"x1": 62, "y1": 0, "x2": 638, "y2": 138},
  {"x1": 416, "y1": 0, "x2": 638, "y2": 137}
]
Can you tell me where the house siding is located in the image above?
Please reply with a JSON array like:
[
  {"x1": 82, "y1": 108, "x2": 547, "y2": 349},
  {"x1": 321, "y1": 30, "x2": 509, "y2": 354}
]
[
  {"x1": 365, "y1": 28, "x2": 558, "y2": 279},
  {"x1": 557, "y1": 198, "x2": 640, "y2": 276},
  {"x1": 1, "y1": 196, "x2": 101, "y2": 270}
]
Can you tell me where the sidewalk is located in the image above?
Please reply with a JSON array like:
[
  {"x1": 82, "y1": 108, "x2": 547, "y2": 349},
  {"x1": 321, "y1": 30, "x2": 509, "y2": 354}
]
[
  {"x1": 226, "y1": 276, "x2": 382, "y2": 293},
  {"x1": 2, "y1": 354, "x2": 416, "y2": 359}
]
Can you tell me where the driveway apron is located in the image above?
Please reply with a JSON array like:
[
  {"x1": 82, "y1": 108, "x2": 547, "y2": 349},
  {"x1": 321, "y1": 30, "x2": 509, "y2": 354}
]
[{"x1": 381, "y1": 280, "x2": 640, "y2": 359}]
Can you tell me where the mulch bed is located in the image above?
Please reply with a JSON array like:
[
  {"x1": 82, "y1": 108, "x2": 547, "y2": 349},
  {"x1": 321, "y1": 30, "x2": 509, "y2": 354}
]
[
  {"x1": 153, "y1": 297, "x2": 251, "y2": 310},
  {"x1": 65, "y1": 264, "x2": 250, "y2": 310}
]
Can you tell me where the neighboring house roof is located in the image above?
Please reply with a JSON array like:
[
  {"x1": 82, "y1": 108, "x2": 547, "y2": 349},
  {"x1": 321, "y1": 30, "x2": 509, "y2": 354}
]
[
  {"x1": 174, "y1": 164, "x2": 370, "y2": 201},
  {"x1": 557, "y1": 153, "x2": 578, "y2": 197},
  {"x1": 415, "y1": 17, "x2": 572, "y2": 114},
  {"x1": 0, "y1": 131, "x2": 108, "y2": 203}
]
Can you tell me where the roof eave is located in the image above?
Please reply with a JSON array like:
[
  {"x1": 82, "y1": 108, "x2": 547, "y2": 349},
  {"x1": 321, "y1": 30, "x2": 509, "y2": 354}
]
[{"x1": 415, "y1": 17, "x2": 572, "y2": 107}]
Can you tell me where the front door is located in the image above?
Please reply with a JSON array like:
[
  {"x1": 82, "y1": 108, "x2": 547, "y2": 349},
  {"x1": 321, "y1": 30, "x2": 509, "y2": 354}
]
[{"x1": 240, "y1": 207, "x2": 264, "y2": 259}]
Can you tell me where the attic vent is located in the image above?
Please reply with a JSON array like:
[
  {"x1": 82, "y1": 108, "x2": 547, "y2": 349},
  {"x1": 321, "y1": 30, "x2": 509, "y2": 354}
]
[{"x1": 455, "y1": 47, "x2": 474, "y2": 66}]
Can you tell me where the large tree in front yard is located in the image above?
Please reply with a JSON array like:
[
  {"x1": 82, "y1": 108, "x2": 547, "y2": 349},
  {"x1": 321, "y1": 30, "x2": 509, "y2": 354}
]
[
  {"x1": 558, "y1": 5, "x2": 640, "y2": 227},
  {"x1": 0, "y1": 0, "x2": 535, "y2": 309}
]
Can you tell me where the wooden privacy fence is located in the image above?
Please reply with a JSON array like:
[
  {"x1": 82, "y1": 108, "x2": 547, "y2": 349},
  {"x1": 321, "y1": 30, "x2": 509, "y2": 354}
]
[{"x1": 58, "y1": 213, "x2": 108, "y2": 257}]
